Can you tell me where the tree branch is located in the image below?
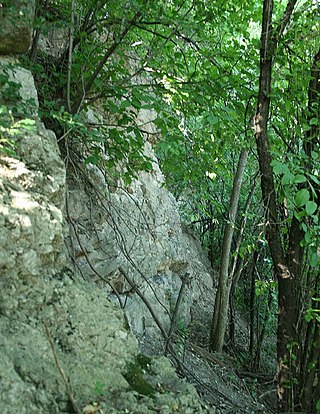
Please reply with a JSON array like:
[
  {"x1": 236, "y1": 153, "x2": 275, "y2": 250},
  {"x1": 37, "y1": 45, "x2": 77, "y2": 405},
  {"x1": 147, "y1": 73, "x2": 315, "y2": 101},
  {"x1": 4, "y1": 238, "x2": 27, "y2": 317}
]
[
  {"x1": 118, "y1": 267, "x2": 169, "y2": 342},
  {"x1": 66, "y1": 0, "x2": 75, "y2": 112},
  {"x1": 44, "y1": 321, "x2": 81, "y2": 414},
  {"x1": 71, "y1": 13, "x2": 141, "y2": 114}
]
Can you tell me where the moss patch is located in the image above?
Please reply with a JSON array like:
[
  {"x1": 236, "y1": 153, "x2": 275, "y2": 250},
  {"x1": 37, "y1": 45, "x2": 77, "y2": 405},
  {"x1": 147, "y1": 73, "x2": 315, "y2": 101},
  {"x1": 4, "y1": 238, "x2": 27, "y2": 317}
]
[{"x1": 123, "y1": 354, "x2": 155, "y2": 396}]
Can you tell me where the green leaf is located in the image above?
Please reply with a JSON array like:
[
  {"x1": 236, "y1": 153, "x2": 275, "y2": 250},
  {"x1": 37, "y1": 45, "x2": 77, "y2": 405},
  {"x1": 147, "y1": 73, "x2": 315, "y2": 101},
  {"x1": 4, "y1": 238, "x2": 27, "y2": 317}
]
[
  {"x1": 305, "y1": 201, "x2": 317, "y2": 216},
  {"x1": 308, "y1": 174, "x2": 320, "y2": 185},
  {"x1": 272, "y1": 160, "x2": 289, "y2": 175},
  {"x1": 120, "y1": 100, "x2": 132, "y2": 110},
  {"x1": 281, "y1": 172, "x2": 295, "y2": 185},
  {"x1": 294, "y1": 210, "x2": 304, "y2": 221},
  {"x1": 310, "y1": 249, "x2": 319, "y2": 267},
  {"x1": 310, "y1": 118, "x2": 318, "y2": 126},
  {"x1": 294, "y1": 174, "x2": 306, "y2": 184},
  {"x1": 106, "y1": 101, "x2": 120, "y2": 113},
  {"x1": 304, "y1": 231, "x2": 311, "y2": 243},
  {"x1": 206, "y1": 115, "x2": 219, "y2": 125},
  {"x1": 295, "y1": 189, "x2": 310, "y2": 207},
  {"x1": 85, "y1": 154, "x2": 99, "y2": 165},
  {"x1": 0, "y1": 105, "x2": 8, "y2": 115}
]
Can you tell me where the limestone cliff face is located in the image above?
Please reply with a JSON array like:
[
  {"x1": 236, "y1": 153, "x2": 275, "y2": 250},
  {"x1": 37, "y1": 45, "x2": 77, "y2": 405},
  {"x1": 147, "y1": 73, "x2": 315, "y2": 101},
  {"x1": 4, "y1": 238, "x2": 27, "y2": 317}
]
[
  {"x1": 67, "y1": 138, "x2": 214, "y2": 343},
  {"x1": 0, "y1": 4, "x2": 214, "y2": 413}
]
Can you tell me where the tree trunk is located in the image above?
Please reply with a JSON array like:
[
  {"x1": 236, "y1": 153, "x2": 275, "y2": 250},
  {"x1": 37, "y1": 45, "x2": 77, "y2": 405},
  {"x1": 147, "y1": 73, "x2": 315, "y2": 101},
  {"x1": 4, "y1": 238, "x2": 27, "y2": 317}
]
[
  {"x1": 249, "y1": 250, "x2": 259, "y2": 363},
  {"x1": 300, "y1": 296, "x2": 320, "y2": 412},
  {"x1": 253, "y1": 286, "x2": 272, "y2": 371},
  {"x1": 254, "y1": 0, "x2": 299, "y2": 410},
  {"x1": 228, "y1": 173, "x2": 258, "y2": 347},
  {"x1": 209, "y1": 148, "x2": 248, "y2": 352},
  {"x1": 229, "y1": 255, "x2": 245, "y2": 347}
]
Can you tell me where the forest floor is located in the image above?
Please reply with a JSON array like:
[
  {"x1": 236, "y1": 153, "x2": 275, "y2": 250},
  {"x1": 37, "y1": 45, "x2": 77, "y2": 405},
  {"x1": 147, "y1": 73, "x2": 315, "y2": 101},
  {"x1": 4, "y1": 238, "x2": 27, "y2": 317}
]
[{"x1": 140, "y1": 294, "x2": 277, "y2": 414}]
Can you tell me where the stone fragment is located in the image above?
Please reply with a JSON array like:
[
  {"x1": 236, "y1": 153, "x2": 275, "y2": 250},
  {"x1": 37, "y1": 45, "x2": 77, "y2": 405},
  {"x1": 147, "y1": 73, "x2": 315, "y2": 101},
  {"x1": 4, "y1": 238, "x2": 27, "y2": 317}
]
[
  {"x1": 0, "y1": 58, "x2": 39, "y2": 117},
  {"x1": 0, "y1": 0, "x2": 35, "y2": 54}
]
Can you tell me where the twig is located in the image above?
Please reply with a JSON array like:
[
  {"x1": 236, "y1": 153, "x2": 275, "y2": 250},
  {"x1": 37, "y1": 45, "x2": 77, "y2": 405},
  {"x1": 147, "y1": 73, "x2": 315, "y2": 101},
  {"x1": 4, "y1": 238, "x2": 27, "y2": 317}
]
[
  {"x1": 118, "y1": 266, "x2": 169, "y2": 341},
  {"x1": 67, "y1": 0, "x2": 75, "y2": 113},
  {"x1": 71, "y1": 12, "x2": 141, "y2": 114},
  {"x1": 44, "y1": 320, "x2": 81, "y2": 414},
  {"x1": 57, "y1": 127, "x2": 73, "y2": 143},
  {"x1": 258, "y1": 388, "x2": 277, "y2": 401},
  {"x1": 165, "y1": 272, "x2": 189, "y2": 355},
  {"x1": 65, "y1": 191, "x2": 129, "y2": 325}
]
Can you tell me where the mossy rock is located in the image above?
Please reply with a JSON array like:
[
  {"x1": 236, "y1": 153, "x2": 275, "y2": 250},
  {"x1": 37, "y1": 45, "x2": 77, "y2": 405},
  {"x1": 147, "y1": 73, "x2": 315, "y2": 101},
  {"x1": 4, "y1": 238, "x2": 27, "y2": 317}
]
[{"x1": 123, "y1": 354, "x2": 155, "y2": 396}]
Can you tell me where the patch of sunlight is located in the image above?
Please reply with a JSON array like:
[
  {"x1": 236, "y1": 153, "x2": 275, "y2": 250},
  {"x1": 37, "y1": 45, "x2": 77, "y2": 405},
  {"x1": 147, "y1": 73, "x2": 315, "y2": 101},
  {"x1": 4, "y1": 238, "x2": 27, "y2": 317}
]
[
  {"x1": 205, "y1": 171, "x2": 217, "y2": 180},
  {"x1": 11, "y1": 190, "x2": 39, "y2": 210}
]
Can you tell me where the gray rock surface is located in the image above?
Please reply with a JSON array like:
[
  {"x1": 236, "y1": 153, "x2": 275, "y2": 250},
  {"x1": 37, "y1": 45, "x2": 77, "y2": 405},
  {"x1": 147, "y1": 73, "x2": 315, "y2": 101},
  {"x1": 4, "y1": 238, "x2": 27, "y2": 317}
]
[
  {"x1": 0, "y1": 41, "x2": 213, "y2": 414},
  {"x1": 0, "y1": 0, "x2": 35, "y2": 54},
  {"x1": 0, "y1": 57, "x2": 39, "y2": 117},
  {"x1": 67, "y1": 141, "x2": 214, "y2": 342},
  {"x1": 0, "y1": 273, "x2": 137, "y2": 413},
  {"x1": 0, "y1": 81, "x2": 66, "y2": 317}
]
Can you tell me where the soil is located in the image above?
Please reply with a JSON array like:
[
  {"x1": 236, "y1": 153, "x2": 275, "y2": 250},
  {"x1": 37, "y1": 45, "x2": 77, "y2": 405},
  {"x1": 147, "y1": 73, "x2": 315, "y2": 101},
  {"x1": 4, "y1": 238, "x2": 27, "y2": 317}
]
[{"x1": 139, "y1": 293, "x2": 278, "y2": 414}]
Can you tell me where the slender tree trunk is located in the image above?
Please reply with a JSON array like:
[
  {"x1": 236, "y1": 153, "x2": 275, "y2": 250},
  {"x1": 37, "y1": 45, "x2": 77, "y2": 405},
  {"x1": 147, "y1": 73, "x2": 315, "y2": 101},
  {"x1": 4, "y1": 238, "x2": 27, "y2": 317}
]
[
  {"x1": 300, "y1": 296, "x2": 320, "y2": 412},
  {"x1": 229, "y1": 255, "x2": 245, "y2": 347},
  {"x1": 209, "y1": 148, "x2": 248, "y2": 352},
  {"x1": 228, "y1": 173, "x2": 258, "y2": 347},
  {"x1": 249, "y1": 250, "x2": 259, "y2": 363},
  {"x1": 254, "y1": 0, "x2": 299, "y2": 410},
  {"x1": 208, "y1": 203, "x2": 216, "y2": 268},
  {"x1": 253, "y1": 287, "x2": 272, "y2": 371}
]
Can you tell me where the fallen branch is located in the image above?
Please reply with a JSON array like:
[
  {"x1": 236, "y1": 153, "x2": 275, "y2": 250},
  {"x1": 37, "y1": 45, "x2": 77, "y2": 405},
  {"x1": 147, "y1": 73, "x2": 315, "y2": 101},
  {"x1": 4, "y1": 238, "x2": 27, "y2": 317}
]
[
  {"x1": 44, "y1": 320, "x2": 81, "y2": 414},
  {"x1": 65, "y1": 190, "x2": 130, "y2": 325},
  {"x1": 118, "y1": 266, "x2": 169, "y2": 342}
]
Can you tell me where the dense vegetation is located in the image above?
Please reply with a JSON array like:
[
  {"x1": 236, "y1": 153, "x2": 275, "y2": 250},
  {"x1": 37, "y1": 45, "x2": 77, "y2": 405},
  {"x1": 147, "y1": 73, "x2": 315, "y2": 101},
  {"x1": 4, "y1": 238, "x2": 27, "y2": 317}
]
[{"x1": 6, "y1": 0, "x2": 319, "y2": 412}]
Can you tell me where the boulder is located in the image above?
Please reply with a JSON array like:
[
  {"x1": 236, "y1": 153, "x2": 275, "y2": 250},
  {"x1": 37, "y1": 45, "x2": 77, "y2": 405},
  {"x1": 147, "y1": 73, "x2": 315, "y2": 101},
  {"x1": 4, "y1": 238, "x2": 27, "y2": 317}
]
[
  {"x1": 0, "y1": 57, "x2": 39, "y2": 117},
  {"x1": 0, "y1": 0, "x2": 35, "y2": 54}
]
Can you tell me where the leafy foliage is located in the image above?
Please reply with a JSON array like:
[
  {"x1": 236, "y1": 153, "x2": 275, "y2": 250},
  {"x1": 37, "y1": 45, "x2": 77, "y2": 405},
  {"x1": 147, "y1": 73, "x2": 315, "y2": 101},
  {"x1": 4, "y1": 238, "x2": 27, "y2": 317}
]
[{"x1": 0, "y1": 105, "x2": 36, "y2": 157}]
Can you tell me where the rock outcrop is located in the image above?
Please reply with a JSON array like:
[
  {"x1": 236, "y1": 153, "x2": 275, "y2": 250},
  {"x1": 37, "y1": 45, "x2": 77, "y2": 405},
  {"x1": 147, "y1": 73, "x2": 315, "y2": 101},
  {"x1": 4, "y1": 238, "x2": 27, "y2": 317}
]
[
  {"x1": 67, "y1": 141, "x2": 214, "y2": 343},
  {"x1": 0, "y1": 7, "x2": 214, "y2": 414},
  {"x1": 0, "y1": 0, "x2": 35, "y2": 54}
]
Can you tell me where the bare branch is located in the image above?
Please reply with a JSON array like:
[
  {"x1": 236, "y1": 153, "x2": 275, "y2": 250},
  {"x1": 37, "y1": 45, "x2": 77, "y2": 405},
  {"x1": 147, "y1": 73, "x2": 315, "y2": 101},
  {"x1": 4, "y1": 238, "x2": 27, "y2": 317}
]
[
  {"x1": 118, "y1": 266, "x2": 169, "y2": 341},
  {"x1": 71, "y1": 12, "x2": 141, "y2": 114},
  {"x1": 44, "y1": 321, "x2": 81, "y2": 414},
  {"x1": 67, "y1": 0, "x2": 75, "y2": 112}
]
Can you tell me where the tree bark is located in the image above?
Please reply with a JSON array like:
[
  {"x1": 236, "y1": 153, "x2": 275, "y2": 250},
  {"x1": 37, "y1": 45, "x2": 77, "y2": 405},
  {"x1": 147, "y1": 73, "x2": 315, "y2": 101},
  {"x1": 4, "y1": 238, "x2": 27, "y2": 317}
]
[
  {"x1": 254, "y1": 0, "x2": 299, "y2": 411},
  {"x1": 249, "y1": 250, "x2": 259, "y2": 363},
  {"x1": 253, "y1": 286, "x2": 272, "y2": 371},
  {"x1": 228, "y1": 173, "x2": 258, "y2": 347},
  {"x1": 209, "y1": 148, "x2": 248, "y2": 352},
  {"x1": 229, "y1": 254, "x2": 245, "y2": 347},
  {"x1": 298, "y1": 48, "x2": 320, "y2": 413}
]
